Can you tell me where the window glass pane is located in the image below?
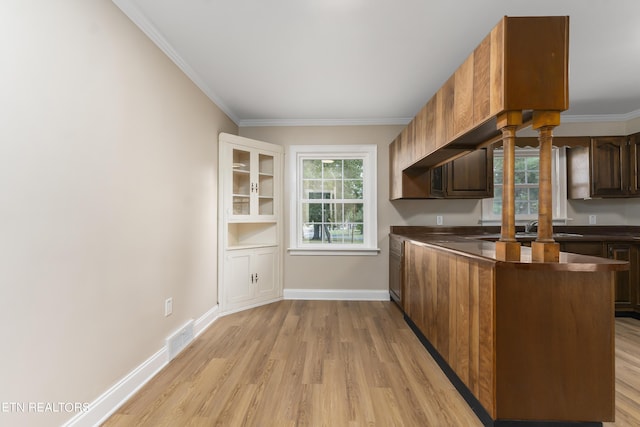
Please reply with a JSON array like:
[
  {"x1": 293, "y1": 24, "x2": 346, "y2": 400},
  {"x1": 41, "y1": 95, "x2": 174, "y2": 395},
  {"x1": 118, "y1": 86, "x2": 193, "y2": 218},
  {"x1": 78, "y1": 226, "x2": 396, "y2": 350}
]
[
  {"x1": 322, "y1": 203, "x2": 334, "y2": 222},
  {"x1": 332, "y1": 203, "x2": 344, "y2": 223},
  {"x1": 526, "y1": 157, "x2": 539, "y2": 171},
  {"x1": 343, "y1": 180, "x2": 363, "y2": 199},
  {"x1": 530, "y1": 200, "x2": 539, "y2": 213},
  {"x1": 494, "y1": 156, "x2": 503, "y2": 172},
  {"x1": 515, "y1": 201, "x2": 529, "y2": 215},
  {"x1": 494, "y1": 171, "x2": 503, "y2": 185},
  {"x1": 344, "y1": 203, "x2": 363, "y2": 223},
  {"x1": 302, "y1": 202, "x2": 322, "y2": 223},
  {"x1": 514, "y1": 172, "x2": 526, "y2": 184},
  {"x1": 303, "y1": 159, "x2": 322, "y2": 179},
  {"x1": 343, "y1": 159, "x2": 363, "y2": 179},
  {"x1": 527, "y1": 171, "x2": 539, "y2": 184},
  {"x1": 322, "y1": 180, "x2": 341, "y2": 199},
  {"x1": 303, "y1": 179, "x2": 322, "y2": 195},
  {"x1": 322, "y1": 160, "x2": 342, "y2": 179},
  {"x1": 514, "y1": 158, "x2": 525, "y2": 170},
  {"x1": 492, "y1": 199, "x2": 502, "y2": 215},
  {"x1": 515, "y1": 188, "x2": 529, "y2": 200},
  {"x1": 529, "y1": 188, "x2": 539, "y2": 201}
]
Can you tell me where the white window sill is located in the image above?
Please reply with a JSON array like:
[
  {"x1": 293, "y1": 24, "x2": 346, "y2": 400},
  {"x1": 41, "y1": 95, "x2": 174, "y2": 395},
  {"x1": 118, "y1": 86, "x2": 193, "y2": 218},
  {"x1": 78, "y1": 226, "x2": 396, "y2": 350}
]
[{"x1": 287, "y1": 248, "x2": 380, "y2": 256}]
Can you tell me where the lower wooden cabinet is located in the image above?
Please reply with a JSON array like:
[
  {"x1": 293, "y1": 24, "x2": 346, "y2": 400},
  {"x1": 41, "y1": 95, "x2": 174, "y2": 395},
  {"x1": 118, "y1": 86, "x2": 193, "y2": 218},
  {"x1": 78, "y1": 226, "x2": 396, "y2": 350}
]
[
  {"x1": 559, "y1": 240, "x2": 640, "y2": 314},
  {"x1": 389, "y1": 235, "x2": 404, "y2": 309},
  {"x1": 606, "y1": 243, "x2": 639, "y2": 312},
  {"x1": 403, "y1": 239, "x2": 616, "y2": 422}
]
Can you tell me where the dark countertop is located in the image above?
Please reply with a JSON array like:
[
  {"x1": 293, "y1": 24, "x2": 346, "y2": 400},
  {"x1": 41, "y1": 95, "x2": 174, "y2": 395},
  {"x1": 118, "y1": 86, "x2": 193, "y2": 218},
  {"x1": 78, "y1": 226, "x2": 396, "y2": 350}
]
[{"x1": 390, "y1": 226, "x2": 634, "y2": 272}]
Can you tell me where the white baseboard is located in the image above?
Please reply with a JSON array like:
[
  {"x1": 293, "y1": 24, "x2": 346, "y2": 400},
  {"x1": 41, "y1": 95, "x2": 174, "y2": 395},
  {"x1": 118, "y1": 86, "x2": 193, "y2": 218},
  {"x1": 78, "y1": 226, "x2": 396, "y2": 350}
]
[
  {"x1": 220, "y1": 297, "x2": 283, "y2": 316},
  {"x1": 283, "y1": 289, "x2": 390, "y2": 301},
  {"x1": 62, "y1": 347, "x2": 168, "y2": 427},
  {"x1": 194, "y1": 304, "x2": 220, "y2": 337},
  {"x1": 62, "y1": 304, "x2": 220, "y2": 427}
]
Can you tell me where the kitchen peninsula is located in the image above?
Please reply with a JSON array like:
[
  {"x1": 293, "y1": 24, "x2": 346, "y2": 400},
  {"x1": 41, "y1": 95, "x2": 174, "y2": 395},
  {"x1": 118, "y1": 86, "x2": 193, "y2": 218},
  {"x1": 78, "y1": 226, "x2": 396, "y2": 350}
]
[
  {"x1": 390, "y1": 227, "x2": 628, "y2": 425},
  {"x1": 387, "y1": 14, "x2": 631, "y2": 427}
]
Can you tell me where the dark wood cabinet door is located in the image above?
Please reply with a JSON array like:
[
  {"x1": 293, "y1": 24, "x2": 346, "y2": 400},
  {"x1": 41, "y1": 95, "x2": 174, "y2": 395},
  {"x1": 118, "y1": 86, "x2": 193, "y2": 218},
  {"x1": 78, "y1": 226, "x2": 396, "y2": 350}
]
[
  {"x1": 630, "y1": 133, "x2": 639, "y2": 194},
  {"x1": 607, "y1": 243, "x2": 637, "y2": 310},
  {"x1": 444, "y1": 146, "x2": 494, "y2": 198},
  {"x1": 389, "y1": 235, "x2": 404, "y2": 309},
  {"x1": 590, "y1": 136, "x2": 629, "y2": 197},
  {"x1": 429, "y1": 166, "x2": 445, "y2": 198}
]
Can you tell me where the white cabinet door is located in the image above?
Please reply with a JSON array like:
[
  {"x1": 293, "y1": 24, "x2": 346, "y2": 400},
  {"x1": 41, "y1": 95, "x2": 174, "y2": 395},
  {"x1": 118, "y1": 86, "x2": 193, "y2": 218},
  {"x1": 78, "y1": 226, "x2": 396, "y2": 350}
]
[
  {"x1": 223, "y1": 247, "x2": 279, "y2": 311},
  {"x1": 253, "y1": 247, "x2": 278, "y2": 300},
  {"x1": 224, "y1": 251, "x2": 252, "y2": 308}
]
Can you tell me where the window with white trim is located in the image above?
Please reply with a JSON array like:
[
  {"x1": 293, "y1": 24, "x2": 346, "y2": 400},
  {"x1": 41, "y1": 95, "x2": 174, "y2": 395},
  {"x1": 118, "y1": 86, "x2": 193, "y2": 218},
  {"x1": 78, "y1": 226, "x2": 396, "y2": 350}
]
[
  {"x1": 481, "y1": 147, "x2": 568, "y2": 223},
  {"x1": 288, "y1": 145, "x2": 378, "y2": 255}
]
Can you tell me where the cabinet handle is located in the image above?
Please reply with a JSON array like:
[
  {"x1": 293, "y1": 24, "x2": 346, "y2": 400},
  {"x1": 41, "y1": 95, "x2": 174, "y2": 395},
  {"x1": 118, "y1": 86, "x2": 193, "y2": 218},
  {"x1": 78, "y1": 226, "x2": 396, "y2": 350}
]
[
  {"x1": 251, "y1": 273, "x2": 254, "y2": 283},
  {"x1": 251, "y1": 183, "x2": 255, "y2": 193},
  {"x1": 255, "y1": 273, "x2": 258, "y2": 282},
  {"x1": 255, "y1": 183, "x2": 259, "y2": 193}
]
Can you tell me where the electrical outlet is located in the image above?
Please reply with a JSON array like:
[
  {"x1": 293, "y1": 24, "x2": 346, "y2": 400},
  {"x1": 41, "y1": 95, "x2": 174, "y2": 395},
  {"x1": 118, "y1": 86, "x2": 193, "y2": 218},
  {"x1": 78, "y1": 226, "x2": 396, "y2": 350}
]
[
  {"x1": 436, "y1": 215, "x2": 444, "y2": 225},
  {"x1": 165, "y1": 298, "x2": 173, "y2": 317},
  {"x1": 588, "y1": 215, "x2": 597, "y2": 225}
]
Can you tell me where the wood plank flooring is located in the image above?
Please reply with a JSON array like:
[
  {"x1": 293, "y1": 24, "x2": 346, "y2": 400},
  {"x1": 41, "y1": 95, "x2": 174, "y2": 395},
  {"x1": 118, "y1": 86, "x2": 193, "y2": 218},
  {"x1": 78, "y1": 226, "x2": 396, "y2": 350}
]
[
  {"x1": 104, "y1": 301, "x2": 640, "y2": 426},
  {"x1": 606, "y1": 317, "x2": 640, "y2": 427}
]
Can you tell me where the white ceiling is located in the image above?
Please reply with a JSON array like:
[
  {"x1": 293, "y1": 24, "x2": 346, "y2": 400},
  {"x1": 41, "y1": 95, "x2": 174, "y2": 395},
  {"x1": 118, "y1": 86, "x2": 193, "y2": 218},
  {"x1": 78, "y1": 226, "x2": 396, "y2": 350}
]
[{"x1": 113, "y1": 0, "x2": 640, "y2": 126}]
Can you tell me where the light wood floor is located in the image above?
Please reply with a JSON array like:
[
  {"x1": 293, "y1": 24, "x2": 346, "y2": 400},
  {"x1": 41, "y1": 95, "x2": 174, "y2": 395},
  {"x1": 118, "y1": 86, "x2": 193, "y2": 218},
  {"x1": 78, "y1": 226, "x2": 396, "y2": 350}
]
[{"x1": 104, "y1": 301, "x2": 640, "y2": 426}]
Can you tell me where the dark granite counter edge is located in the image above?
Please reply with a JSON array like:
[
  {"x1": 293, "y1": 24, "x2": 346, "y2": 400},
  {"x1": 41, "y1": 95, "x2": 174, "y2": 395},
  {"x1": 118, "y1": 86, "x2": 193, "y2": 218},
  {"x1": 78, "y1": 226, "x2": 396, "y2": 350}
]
[{"x1": 392, "y1": 229, "x2": 630, "y2": 272}]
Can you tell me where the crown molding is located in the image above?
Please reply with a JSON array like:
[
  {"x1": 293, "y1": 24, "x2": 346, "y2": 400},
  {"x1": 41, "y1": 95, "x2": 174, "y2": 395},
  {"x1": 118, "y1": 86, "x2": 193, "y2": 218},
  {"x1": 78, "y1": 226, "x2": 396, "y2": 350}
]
[
  {"x1": 239, "y1": 117, "x2": 412, "y2": 127},
  {"x1": 112, "y1": 0, "x2": 240, "y2": 125},
  {"x1": 562, "y1": 108, "x2": 640, "y2": 123}
]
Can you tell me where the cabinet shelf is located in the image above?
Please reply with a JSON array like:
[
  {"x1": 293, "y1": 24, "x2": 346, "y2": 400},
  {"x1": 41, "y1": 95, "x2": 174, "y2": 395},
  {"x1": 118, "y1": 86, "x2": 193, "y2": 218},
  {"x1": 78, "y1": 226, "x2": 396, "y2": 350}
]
[
  {"x1": 227, "y1": 222, "x2": 277, "y2": 247},
  {"x1": 227, "y1": 243, "x2": 278, "y2": 251}
]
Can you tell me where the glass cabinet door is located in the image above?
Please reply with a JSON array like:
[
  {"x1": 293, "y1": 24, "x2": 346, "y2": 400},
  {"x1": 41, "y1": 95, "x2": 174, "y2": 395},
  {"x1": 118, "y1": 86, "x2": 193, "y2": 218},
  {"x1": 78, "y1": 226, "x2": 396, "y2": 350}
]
[
  {"x1": 258, "y1": 153, "x2": 274, "y2": 216},
  {"x1": 232, "y1": 149, "x2": 251, "y2": 215}
]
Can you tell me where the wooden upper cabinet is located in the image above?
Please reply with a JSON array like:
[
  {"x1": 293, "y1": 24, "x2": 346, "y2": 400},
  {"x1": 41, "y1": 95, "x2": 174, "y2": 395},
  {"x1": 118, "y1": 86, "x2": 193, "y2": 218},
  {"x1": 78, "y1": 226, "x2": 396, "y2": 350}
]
[
  {"x1": 454, "y1": 54, "x2": 475, "y2": 138},
  {"x1": 473, "y1": 35, "x2": 492, "y2": 121},
  {"x1": 446, "y1": 146, "x2": 494, "y2": 198},
  {"x1": 631, "y1": 132, "x2": 640, "y2": 194},
  {"x1": 389, "y1": 138, "x2": 402, "y2": 200},
  {"x1": 591, "y1": 137, "x2": 629, "y2": 197},
  {"x1": 501, "y1": 17, "x2": 569, "y2": 112},
  {"x1": 389, "y1": 16, "x2": 569, "y2": 200},
  {"x1": 428, "y1": 147, "x2": 494, "y2": 199},
  {"x1": 567, "y1": 135, "x2": 639, "y2": 199}
]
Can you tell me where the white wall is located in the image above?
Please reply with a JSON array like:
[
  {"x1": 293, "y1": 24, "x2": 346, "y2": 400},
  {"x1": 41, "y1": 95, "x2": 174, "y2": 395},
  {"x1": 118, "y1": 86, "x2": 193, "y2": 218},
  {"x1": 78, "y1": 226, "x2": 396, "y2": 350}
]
[{"x1": 0, "y1": 1, "x2": 237, "y2": 426}]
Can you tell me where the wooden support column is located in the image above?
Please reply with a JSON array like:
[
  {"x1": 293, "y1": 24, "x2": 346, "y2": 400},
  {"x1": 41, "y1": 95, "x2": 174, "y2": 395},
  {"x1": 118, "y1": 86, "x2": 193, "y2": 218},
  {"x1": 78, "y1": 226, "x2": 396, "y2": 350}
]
[
  {"x1": 495, "y1": 111, "x2": 522, "y2": 262},
  {"x1": 531, "y1": 111, "x2": 561, "y2": 262}
]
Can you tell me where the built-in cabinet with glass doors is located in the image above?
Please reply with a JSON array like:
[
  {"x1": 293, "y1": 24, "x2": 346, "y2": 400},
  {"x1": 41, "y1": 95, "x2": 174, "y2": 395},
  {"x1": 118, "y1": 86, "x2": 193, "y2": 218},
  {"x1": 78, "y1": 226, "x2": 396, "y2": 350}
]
[{"x1": 218, "y1": 133, "x2": 283, "y2": 313}]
